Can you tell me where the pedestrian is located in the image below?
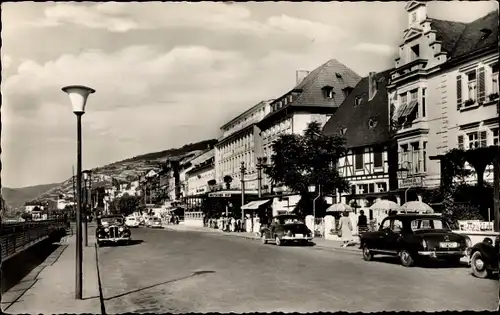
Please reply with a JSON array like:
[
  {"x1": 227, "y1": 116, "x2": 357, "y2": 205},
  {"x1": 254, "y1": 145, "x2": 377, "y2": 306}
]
[
  {"x1": 338, "y1": 211, "x2": 353, "y2": 247},
  {"x1": 231, "y1": 217, "x2": 236, "y2": 232},
  {"x1": 357, "y1": 210, "x2": 368, "y2": 235}
]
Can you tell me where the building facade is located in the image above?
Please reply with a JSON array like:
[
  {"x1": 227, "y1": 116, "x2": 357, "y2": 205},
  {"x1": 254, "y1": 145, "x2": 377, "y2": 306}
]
[
  {"x1": 257, "y1": 60, "x2": 362, "y2": 194},
  {"x1": 186, "y1": 149, "x2": 216, "y2": 197},
  {"x1": 388, "y1": 1, "x2": 498, "y2": 198},
  {"x1": 214, "y1": 100, "x2": 273, "y2": 192},
  {"x1": 323, "y1": 69, "x2": 398, "y2": 223}
]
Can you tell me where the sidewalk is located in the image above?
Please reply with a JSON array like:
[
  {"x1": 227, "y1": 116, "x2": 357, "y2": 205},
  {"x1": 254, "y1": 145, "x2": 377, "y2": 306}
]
[
  {"x1": 163, "y1": 224, "x2": 361, "y2": 253},
  {"x1": 2, "y1": 234, "x2": 102, "y2": 314}
]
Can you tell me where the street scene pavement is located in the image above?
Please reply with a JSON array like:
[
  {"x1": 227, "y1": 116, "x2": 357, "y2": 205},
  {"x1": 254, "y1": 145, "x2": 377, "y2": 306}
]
[{"x1": 97, "y1": 227, "x2": 498, "y2": 313}]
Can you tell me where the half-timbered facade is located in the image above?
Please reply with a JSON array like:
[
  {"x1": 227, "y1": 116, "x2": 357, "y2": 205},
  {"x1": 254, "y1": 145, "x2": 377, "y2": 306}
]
[
  {"x1": 387, "y1": 1, "x2": 498, "y2": 197},
  {"x1": 323, "y1": 69, "x2": 398, "y2": 223}
]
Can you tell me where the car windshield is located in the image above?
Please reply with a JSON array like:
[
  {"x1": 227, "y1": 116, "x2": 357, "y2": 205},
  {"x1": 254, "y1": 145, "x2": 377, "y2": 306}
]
[
  {"x1": 279, "y1": 216, "x2": 302, "y2": 224},
  {"x1": 101, "y1": 217, "x2": 124, "y2": 225},
  {"x1": 411, "y1": 218, "x2": 449, "y2": 231},
  {"x1": 127, "y1": 217, "x2": 135, "y2": 221}
]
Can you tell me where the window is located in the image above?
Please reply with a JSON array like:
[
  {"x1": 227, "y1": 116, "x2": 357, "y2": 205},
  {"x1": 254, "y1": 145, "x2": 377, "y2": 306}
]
[
  {"x1": 492, "y1": 64, "x2": 499, "y2": 94},
  {"x1": 458, "y1": 135, "x2": 464, "y2": 150},
  {"x1": 467, "y1": 71, "x2": 477, "y2": 103},
  {"x1": 467, "y1": 131, "x2": 482, "y2": 149},
  {"x1": 368, "y1": 183, "x2": 375, "y2": 193},
  {"x1": 410, "y1": 89, "x2": 418, "y2": 100},
  {"x1": 373, "y1": 150, "x2": 383, "y2": 168},
  {"x1": 423, "y1": 141, "x2": 427, "y2": 172},
  {"x1": 412, "y1": 12, "x2": 417, "y2": 22},
  {"x1": 411, "y1": 142, "x2": 420, "y2": 173},
  {"x1": 377, "y1": 182, "x2": 387, "y2": 192},
  {"x1": 380, "y1": 219, "x2": 391, "y2": 230},
  {"x1": 422, "y1": 88, "x2": 426, "y2": 117},
  {"x1": 493, "y1": 128, "x2": 499, "y2": 146},
  {"x1": 400, "y1": 93, "x2": 408, "y2": 104},
  {"x1": 392, "y1": 219, "x2": 403, "y2": 233},
  {"x1": 410, "y1": 45, "x2": 420, "y2": 61},
  {"x1": 322, "y1": 86, "x2": 335, "y2": 99},
  {"x1": 355, "y1": 96, "x2": 363, "y2": 106},
  {"x1": 355, "y1": 150, "x2": 364, "y2": 170},
  {"x1": 336, "y1": 72, "x2": 342, "y2": 78}
]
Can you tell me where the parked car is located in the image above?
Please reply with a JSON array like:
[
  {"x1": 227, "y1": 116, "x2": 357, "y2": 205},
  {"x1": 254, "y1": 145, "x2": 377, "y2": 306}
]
[
  {"x1": 96, "y1": 215, "x2": 131, "y2": 246},
  {"x1": 261, "y1": 214, "x2": 312, "y2": 246},
  {"x1": 360, "y1": 213, "x2": 472, "y2": 267},
  {"x1": 148, "y1": 217, "x2": 163, "y2": 229},
  {"x1": 125, "y1": 216, "x2": 139, "y2": 228},
  {"x1": 469, "y1": 236, "x2": 499, "y2": 279}
]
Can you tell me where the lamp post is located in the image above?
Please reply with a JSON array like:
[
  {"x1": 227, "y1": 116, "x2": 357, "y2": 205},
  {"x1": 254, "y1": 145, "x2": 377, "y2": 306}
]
[
  {"x1": 308, "y1": 184, "x2": 321, "y2": 237},
  {"x1": 62, "y1": 85, "x2": 95, "y2": 300},
  {"x1": 240, "y1": 162, "x2": 247, "y2": 227}
]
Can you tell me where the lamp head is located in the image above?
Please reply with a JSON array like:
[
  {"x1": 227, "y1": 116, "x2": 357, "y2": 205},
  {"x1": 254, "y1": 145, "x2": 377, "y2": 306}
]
[
  {"x1": 82, "y1": 170, "x2": 90, "y2": 181},
  {"x1": 61, "y1": 85, "x2": 95, "y2": 114},
  {"x1": 308, "y1": 185, "x2": 315, "y2": 193}
]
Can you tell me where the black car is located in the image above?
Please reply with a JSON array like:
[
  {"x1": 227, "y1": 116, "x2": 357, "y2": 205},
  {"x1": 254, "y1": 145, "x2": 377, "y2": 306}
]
[
  {"x1": 470, "y1": 236, "x2": 499, "y2": 279},
  {"x1": 360, "y1": 214, "x2": 472, "y2": 267},
  {"x1": 260, "y1": 214, "x2": 312, "y2": 246},
  {"x1": 96, "y1": 215, "x2": 131, "y2": 246}
]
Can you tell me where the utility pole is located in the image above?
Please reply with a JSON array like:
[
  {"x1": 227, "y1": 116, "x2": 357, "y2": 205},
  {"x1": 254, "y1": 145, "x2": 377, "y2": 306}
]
[{"x1": 240, "y1": 162, "x2": 246, "y2": 229}]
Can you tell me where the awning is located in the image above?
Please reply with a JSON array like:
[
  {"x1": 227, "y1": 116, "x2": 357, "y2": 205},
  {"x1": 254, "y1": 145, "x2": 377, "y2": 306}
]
[
  {"x1": 241, "y1": 199, "x2": 271, "y2": 210},
  {"x1": 395, "y1": 102, "x2": 408, "y2": 119}
]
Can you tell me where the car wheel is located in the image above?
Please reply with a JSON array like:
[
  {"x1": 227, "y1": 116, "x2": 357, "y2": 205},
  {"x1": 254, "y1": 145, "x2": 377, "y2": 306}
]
[
  {"x1": 261, "y1": 234, "x2": 268, "y2": 244},
  {"x1": 471, "y1": 251, "x2": 491, "y2": 279},
  {"x1": 362, "y1": 244, "x2": 373, "y2": 261},
  {"x1": 399, "y1": 249, "x2": 415, "y2": 267},
  {"x1": 275, "y1": 236, "x2": 282, "y2": 246}
]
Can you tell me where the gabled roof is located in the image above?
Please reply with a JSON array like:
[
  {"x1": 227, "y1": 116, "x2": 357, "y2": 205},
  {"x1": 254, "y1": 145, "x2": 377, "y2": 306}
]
[
  {"x1": 259, "y1": 59, "x2": 361, "y2": 123},
  {"x1": 429, "y1": 10, "x2": 498, "y2": 60},
  {"x1": 322, "y1": 69, "x2": 394, "y2": 149}
]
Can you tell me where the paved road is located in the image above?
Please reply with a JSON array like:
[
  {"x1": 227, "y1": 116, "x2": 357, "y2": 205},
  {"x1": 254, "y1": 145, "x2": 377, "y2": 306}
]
[{"x1": 97, "y1": 227, "x2": 498, "y2": 313}]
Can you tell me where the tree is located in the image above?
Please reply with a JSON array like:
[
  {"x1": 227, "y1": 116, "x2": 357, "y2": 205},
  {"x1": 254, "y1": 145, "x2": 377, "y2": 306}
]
[
  {"x1": 109, "y1": 193, "x2": 141, "y2": 217},
  {"x1": 223, "y1": 175, "x2": 233, "y2": 189},
  {"x1": 264, "y1": 121, "x2": 350, "y2": 217}
]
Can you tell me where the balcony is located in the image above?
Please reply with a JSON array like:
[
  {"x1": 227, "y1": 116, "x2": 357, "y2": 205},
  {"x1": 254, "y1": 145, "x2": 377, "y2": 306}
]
[{"x1": 390, "y1": 59, "x2": 428, "y2": 83}]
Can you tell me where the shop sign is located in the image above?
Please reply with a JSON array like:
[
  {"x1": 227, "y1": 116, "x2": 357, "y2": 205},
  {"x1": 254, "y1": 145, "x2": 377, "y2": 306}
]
[
  {"x1": 398, "y1": 176, "x2": 424, "y2": 189},
  {"x1": 208, "y1": 192, "x2": 232, "y2": 197}
]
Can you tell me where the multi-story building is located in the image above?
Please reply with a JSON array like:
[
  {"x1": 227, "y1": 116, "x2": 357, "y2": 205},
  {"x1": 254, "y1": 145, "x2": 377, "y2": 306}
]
[
  {"x1": 186, "y1": 149, "x2": 215, "y2": 197},
  {"x1": 323, "y1": 69, "x2": 397, "y2": 223},
  {"x1": 388, "y1": 1, "x2": 498, "y2": 199},
  {"x1": 214, "y1": 100, "x2": 273, "y2": 192},
  {"x1": 257, "y1": 59, "x2": 362, "y2": 196}
]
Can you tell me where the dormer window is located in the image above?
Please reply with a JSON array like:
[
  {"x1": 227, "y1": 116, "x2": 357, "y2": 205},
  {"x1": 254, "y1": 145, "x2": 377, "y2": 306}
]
[
  {"x1": 335, "y1": 72, "x2": 342, "y2": 78},
  {"x1": 322, "y1": 86, "x2": 335, "y2": 99},
  {"x1": 288, "y1": 95, "x2": 293, "y2": 103},
  {"x1": 340, "y1": 128, "x2": 347, "y2": 136},
  {"x1": 368, "y1": 118, "x2": 378, "y2": 129},
  {"x1": 412, "y1": 12, "x2": 417, "y2": 22},
  {"x1": 410, "y1": 44, "x2": 420, "y2": 62},
  {"x1": 342, "y1": 86, "x2": 354, "y2": 97},
  {"x1": 354, "y1": 96, "x2": 363, "y2": 106}
]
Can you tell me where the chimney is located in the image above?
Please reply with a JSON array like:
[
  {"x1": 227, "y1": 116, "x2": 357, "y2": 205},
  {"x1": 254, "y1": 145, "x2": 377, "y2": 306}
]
[
  {"x1": 368, "y1": 71, "x2": 377, "y2": 100},
  {"x1": 296, "y1": 70, "x2": 310, "y2": 85}
]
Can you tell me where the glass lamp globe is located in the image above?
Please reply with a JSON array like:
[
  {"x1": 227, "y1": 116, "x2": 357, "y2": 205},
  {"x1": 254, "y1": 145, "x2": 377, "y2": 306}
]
[{"x1": 61, "y1": 85, "x2": 95, "y2": 114}]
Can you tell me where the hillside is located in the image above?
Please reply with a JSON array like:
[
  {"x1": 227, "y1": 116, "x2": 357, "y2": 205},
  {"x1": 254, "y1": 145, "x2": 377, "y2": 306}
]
[
  {"x1": 29, "y1": 139, "x2": 218, "y2": 205},
  {"x1": 2, "y1": 183, "x2": 60, "y2": 209}
]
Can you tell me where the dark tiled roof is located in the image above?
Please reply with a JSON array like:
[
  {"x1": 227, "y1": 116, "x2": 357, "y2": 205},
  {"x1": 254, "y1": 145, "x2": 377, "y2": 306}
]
[
  {"x1": 429, "y1": 10, "x2": 498, "y2": 60},
  {"x1": 322, "y1": 69, "x2": 394, "y2": 149},
  {"x1": 260, "y1": 59, "x2": 361, "y2": 122}
]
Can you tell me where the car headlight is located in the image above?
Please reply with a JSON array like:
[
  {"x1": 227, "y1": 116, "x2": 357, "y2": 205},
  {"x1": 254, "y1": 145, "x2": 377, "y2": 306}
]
[
  {"x1": 119, "y1": 227, "x2": 124, "y2": 232},
  {"x1": 104, "y1": 228, "x2": 109, "y2": 232},
  {"x1": 421, "y1": 239, "x2": 428, "y2": 249}
]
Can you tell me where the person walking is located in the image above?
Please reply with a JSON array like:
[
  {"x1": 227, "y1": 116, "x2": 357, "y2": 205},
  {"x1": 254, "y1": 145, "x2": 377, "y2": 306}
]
[
  {"x1": 338, "y1": 211, "x2": 353, "y2": 247},
  {"x1": 357, "y1": 210, "x2": 368, "y2": 235}
]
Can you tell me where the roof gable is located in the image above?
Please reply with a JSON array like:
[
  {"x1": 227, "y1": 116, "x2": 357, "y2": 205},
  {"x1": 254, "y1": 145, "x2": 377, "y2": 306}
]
[{"x1": 322, "y1": 69, "x2": 394, "y2": 149}]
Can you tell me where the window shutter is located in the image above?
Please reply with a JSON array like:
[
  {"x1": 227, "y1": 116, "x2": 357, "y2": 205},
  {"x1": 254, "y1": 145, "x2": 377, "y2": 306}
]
[
  {"x1": 478, "y1": 67, "x2": 485, "y2": 103},
  {"x1": 480, "y1": 131, "x2": 487, "y2": 147},
  {"x1": 456, "y1": 75, "x2": 462, "y2": 110},
  {"x1": 458, "y1": 135, "x2": 464, "y2": 150}
]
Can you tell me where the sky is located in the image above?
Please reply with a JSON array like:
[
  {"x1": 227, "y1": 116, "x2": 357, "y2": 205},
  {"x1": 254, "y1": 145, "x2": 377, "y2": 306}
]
[{"x1": 1, "y1": 1, "x2": 498, "y2": 188}]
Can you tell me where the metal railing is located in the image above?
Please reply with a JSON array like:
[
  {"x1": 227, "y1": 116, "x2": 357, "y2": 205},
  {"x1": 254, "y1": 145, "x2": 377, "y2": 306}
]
[{"x1": 1, "y1": 218, "x2": 69, "y2": 262}]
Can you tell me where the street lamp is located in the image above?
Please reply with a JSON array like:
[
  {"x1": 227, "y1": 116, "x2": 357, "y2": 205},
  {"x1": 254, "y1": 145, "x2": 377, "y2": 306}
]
[
  {"x1": 62, "y1": 85, "x2": 95, "y2": 300},
  {"x1": 308, "y1": 184, "x2": 321, "y2": 238},
  {"x1": 82, "y1": 169, "x2": 92, "y2": 247}
]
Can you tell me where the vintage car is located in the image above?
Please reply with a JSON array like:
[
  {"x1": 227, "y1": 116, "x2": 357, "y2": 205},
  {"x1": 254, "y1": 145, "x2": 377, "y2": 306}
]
[
  {"x1": 360, "y1": 213, "x2": 472, "y2": 267},
  {"x1": 260, "y1": 214, "x2": 313, "y2": 246},
  {"x1": 469, "y1": 236, "x2": 499, "y2": 279},
  {"x1": 147, "y1": 217, "x2": 163, "y2": 229},
  {"x1": 96, "y1": 215, "x2": 132, "y2": 246},
  {"x1": 125, "y1": 216, "x2": 139, "y2": 228}
]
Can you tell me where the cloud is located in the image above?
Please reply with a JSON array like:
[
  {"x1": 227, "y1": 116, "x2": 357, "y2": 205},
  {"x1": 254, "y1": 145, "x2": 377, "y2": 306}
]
[
  {"x1": 2, "y1": 54, "x2": 13, "y2": 69},
  {"x1": 351, "y1": 43, "x2": 396, "y2": 55}
]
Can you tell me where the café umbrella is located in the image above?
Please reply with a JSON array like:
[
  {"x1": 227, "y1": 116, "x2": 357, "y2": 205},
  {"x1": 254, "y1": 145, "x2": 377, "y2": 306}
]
[
  {"x1": 326, "y1": 203, "x2": 353, "y2": 213},
  {"x1": 369, "y1": 200, "x2": 401, "y2": 213},
  {"x1": 401, "y1": 201, "x2": 434, "y2": 214}
]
